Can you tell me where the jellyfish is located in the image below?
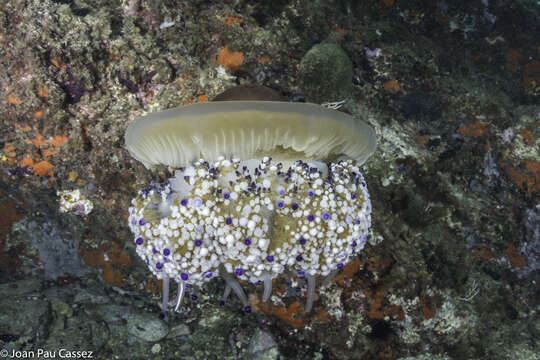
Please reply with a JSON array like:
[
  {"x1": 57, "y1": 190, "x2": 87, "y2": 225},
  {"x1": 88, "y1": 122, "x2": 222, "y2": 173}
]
[{"x1": 125, "y1": 87, "x2": 376, "y2": 315}]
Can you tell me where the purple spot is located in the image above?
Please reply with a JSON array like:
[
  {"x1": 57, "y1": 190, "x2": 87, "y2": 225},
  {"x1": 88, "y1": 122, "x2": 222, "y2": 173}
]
[
  {"x1": 296, "y1": 255, "x2": 303, "y2": 262},
  {"x1": 191, "y1": 294, "x2": 198, "y2": 301},
  {"x1": 235, "y1": 268, "x2": 243, "y2": 276},
  {"x1": 194, "y1": 239, "x2": 202, "y2": 247},
  {"x1": 244, "y1": 305, "x2": 252, "y2": 313},
  {"x1": 156, "y1": 263, "x2": 163, "y2": 270},
  {"x1": 223, "y1": 192, "x2": 230, "y2": 199},
  {"x1": 181, "y1": 272, "x2": 188, "y2": 281},
  {"x1": 297, "y1": 270, "x2": 305, "y2": 278},
  {"x1": 299, "y1": 237, "x2": 306, "y2": 245},
  {"x1": 244, "y1": 238, "x2": 251, "y2": 245},
  {"x1": 135, "y1": 237, "x2": 143, "y2": 245},
  {"x1": 362, "y1": 181, "x2": 366, "y2": 187},
  {"x1": 351, "y1": 193, "x2": 356, "y2": 199},
  {"x1": 307, "y1": 214, "x2": 314, "y2": 222},
  {"x1": 163, "y1": 257, "x2": 170, "y2": 263},
  {"x1": 139, "y1": 219, "x2": 146, "y2": 226},
  {"x1": 276, "y1": 200, "x2": 284, "y2": 208},
  {"x1": 266, "y1": 255, "x2": 274, "y2": 262},
  {"x1": 163, "y1": 248, "x2": 170, "y2": 256},
  {"x1": 152, "y1": 247, "x2": 159, "y2": 254},
  {"x1": 226, "y1": 217, "x2": 232, "y2": 225},
  {"x1": 351, "y1": 241, "x2": 357, "y2": 247},
  {"x1": 322, "y1": 212, "x2": 330, "y2": 221},
  {"x1": 205, "y1": 271, "x2": 213, "y2": 278},
  {"x1": 180, "y1": 199, "x2": 188, "y2": 206},
  {"x1": 307, "y1": 190, "x2": 314, "y2": 197},
  {"x1": 61, "y1": 74, "x2": 87, "y2": 104},
  {"x1": 355, "y1": 219, "x2": 360, "y2": 225},
  {"x1": 291, "y1": 203, "x2": 299, "y2": 210},
  {"x1": 337, "y1": 263, "x2": 344, "y2": 269}
]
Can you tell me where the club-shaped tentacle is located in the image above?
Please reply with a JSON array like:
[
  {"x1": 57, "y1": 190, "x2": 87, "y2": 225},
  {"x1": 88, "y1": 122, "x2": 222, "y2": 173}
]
[
  {"x1": 162, "y1": 274, "x2": 170, "y2": 313},
  {"x1": 220, "y1": 283, "x2": 232, "y2": 304},
  {"x1": 220, "y1": 266, "x2": 248, "y2": 308},
  {"x1": 305, "y1": 273, "x2": 316, "y2": 313},
  {"x1": 174, "y1": 280, "x2": 185, "y2": 312},
  {"x1": 322, "y1": 269, "x2": 339, "y2": 288},
  {"x1": 262, "y1": 274, "x2": 273, "y2": 302}
]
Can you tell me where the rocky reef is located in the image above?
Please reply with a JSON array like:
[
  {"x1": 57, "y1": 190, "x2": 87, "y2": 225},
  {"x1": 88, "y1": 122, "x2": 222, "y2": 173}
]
[{"x1": 0, "y1": 0, "x2": 538, "y2": 359}]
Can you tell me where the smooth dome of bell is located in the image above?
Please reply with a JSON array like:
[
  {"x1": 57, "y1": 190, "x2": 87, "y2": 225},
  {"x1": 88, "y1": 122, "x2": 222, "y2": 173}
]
[{"x1": 125, "y1": 101, "x2": 377, "y2": 169}]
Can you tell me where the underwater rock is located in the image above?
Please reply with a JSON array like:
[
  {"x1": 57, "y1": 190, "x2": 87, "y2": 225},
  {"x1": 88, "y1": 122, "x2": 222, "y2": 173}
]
[
  {"x1": 298, "y1": 43, "x2": 353, "y2": 103},
  {"x1": 247, "y1": 328, "x2": 280, "y2": 360},
  {"x1": 125, "y1": 312, "x2": 169, "y2": 342}
]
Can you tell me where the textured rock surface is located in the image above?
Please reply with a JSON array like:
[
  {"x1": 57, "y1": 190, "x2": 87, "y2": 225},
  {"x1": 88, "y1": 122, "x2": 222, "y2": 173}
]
[
  {"x1": 247, "y1": 328, "x2": 280, "y2": 359},
  {"x1": 126, "y1": 312, "x2": 169, "y2": 342},
  {"x1": 298, "y1": 42, "x2": 353, "y2": 103},
  {"x1": 0, "y1": 0, "x2": 538, "y2": 359}
]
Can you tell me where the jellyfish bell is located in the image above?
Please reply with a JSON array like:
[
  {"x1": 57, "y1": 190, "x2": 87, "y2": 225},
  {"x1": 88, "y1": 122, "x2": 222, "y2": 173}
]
[
  {"x1": 125, "y1": 100, "x2": 376, "y2": 169},
  {"x1": 125, "y1": 86, "x2": 376, "y2": 315}
]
